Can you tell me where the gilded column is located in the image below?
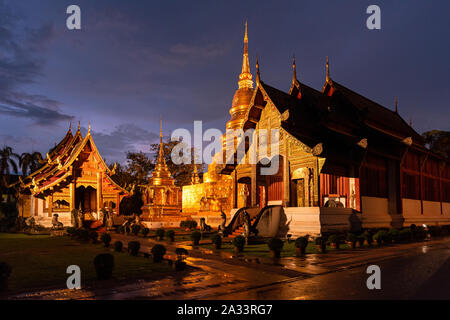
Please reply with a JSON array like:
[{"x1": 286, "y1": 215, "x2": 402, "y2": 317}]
[{"x1": 97, "y1": 171, "x2": 103, "y2": 217}]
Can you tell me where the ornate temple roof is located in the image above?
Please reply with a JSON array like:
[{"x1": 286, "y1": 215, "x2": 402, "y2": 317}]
[{"x1": 16, "y1": 123, "x2": 129, "y2": 197}]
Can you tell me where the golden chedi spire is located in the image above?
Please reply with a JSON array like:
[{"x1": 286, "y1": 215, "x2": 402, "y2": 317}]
[
  {"x1": 226, "y1": 21, "x2": 254, "y2": 131},
  {"x1": 151, "y1": 118, "x2": 174, "y2": 186},
  {"x1": 326, "y1": 56, "x2": 331, "y2": 83},
  {"x1": 292, "y1": 55, "x2": 297, "y2": 85}
]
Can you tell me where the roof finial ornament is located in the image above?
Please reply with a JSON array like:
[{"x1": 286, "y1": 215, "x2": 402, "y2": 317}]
[
  {"x1": 395, "y1": 97, "x2": 398, "y2": 113},
  {"x1": 409, "y1": 118, "x2": 413, "y2": 126},
  {"x1": 326, "y1": 56, "x2": 331, "y2": 83},
  {"x1": 77, "y1": 121, "x2": 80, "y2": 132},
  {"x1": 256, "y1": 55, "x2": 260, "y2": 83},
  {"x1": 68, "y1": 120, "x2": 72, "y2": 133},
  {"x1": 238, "y1": 20, "x2": 253, "y2": 89},
  {"x1": 292, "y1": 54, "x2": 297, "y2": 84},
  {"x1": 88, "y1": 121, "x2": 91, "y2": 134}
]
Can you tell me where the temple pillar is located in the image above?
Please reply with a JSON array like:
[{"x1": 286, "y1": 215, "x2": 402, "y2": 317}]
[
  {"x1": 283, "y1": 155, "x2": 290, "y2": 207},
  {"x1": 97, "y1": 172, "x2": 103, "y2": 219},
  {"x1": 69, "y1": 181, "x2": 75, "y2": 211},
  {"x1": 251, "y1": 164, "x2": 257, "y2": 207},
  {"x1": 116, "y1": 193, "x2": 120, "y2": 215},
  {"x1": 48, "y1": 194, "x2": 53, "y2": 218}
]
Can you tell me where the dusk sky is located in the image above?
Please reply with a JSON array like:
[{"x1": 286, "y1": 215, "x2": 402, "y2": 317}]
[{"x1": 1, "y1": 0, "x2": 449, "y2": 164}]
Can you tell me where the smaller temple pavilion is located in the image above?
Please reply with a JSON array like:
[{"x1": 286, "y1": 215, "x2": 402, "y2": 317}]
[
  {"x1": 16, "y1": 123, "x2": 129, "y2": 227},
  {"x1": 141, "y1": 121, "x2": 182, "y2": 226}
]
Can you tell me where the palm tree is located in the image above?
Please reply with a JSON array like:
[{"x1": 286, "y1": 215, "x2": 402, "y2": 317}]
[
  {"x1": 0, "y1": 146, "x2": 20, "y2": 190},
  {"x1": 19, "y1": 152, "x2": 43, "y2": 176}
]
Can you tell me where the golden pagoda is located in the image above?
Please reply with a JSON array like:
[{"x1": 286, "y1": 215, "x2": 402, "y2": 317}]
[
  {"x1": 141, "y1": 120, "x2": 182, "y2": 220},
  {"x1": 182, "y1": 22, "x2": 253, "y2": 222}
]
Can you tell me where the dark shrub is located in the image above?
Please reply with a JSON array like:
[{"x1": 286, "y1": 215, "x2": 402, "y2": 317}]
[
  {"x1": 387, "y1": 228, "x2": 400, "y2": 242},
  {"x1": 428, "y1": 226, "x2": 442, "y2": 237},
  {"x1": 328, "y1": 234, "x2": 340, "y2": 248},
  {"x1": 156, "y1": 228, "x2": 165, "y2": 240},
  {"x1": 232, "y1": 235, "x2": 245, "y2": 252},
  {"x1": 93, "y1": 254, "x2": 114, "y2": 280},
  {"x1": 175, "y1": 247, "x2": 189, "y2": 260},
  {"x1": 165, "y1": 230, "x2": 175, "y2": 242},
  {"x1": 100, "y1": 233, "x2": 112, "y2": 247},
  {"x1": 212, "y1": 234, "x2": 222, "y2": 249},
  {"x1": 399, "y1": 228, "x2": 412, "y2": 242},
  {"x1": 191, "y1": 231, "x2": 202, "y2": 245},
  {"x1": 180, "y1": 220, "x2": 197, "y2": 230},
  {"x1": 295, "y1": 236, "x2": 308, "y2": 249},
  {"x1": 117, "y1": 225, "x2": 125, "y2": 234},
  {"x1": 114, "y1": 241, "x2": 123, "y2": 252},
  {"x1": 89, "y1": 231, "x2": 98, "y2": 243},
  {"x1": 66, "y1": 227, "x2": 76, "y2": 237},
  {"x1": 362, "y1": 230, "x2": 373, "y2": 245},
  {"x1": 413, "y1": 226, "x2": 427, "y2": 240},
  {"x1": 315, "y1": 236, "x2": 327, "y2": 252},
  {"x1": 141, "y1": 227, "x2": 150, "y2": 237},
  {"x1": 373, "y1": 230, "x2": 388, "y2": 244},
  {"x1": 0, "y1": 262, "x2": 12, "y2": 292},
  {"x1": 131, "y1": 224, "x2": 141, "y2": 236},
  {"x1": 128, "y1": 241, "x2": 141, "y2": 256},
  {"x1": 151, "y1": 244, "x2": 166, "y2": 263},
  {"x1": 346, "y1": 233, "x2": 357, "y2": 248},
  {"x1": 267, "y1": 238, "x2": 284, "y2": 257}
]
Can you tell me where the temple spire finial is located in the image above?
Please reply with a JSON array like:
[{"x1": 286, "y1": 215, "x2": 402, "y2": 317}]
[
  {"x1": 395, "y1": 97, "x2": 398, "y2": 113},
  {"x1": 238, "y1": 21, "x2": 253, "y2": 89},
  {"x1": 88, "y1": 121, "x2": 91, "y2": 134},
  {"x1": 326, "y1": 56, "x2": 331, "y2": 83},
  {"x1": 68, "y1": 120, "x2": 72, "y2": 133},
  {"x1": 292, "y1": 54, "x2": 297, "y2": 84},
  {"x1": 77, "y1": 121, "x2": 80, "y2": 132},
  {"x1": 256, "y1": 55, "x2": 260, "y2": 83}
]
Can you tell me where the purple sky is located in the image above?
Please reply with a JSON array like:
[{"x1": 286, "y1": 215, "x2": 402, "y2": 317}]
[{"x1": 1, "y1": 0, "x2": 449, "y2": 164}]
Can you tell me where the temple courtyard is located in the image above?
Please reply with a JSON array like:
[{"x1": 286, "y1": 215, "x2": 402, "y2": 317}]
[{"x1": 2, "y1": 232, "x2": 449, "y2": 300}]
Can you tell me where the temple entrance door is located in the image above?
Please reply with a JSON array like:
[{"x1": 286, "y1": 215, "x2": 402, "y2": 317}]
[
  {"x1": 291, "y1": 179, "x2": 305, "y2": 207},
  {"x1": 75, "y1": 186, "x2": 97, "y2": 216},
  {"x1": 237, "y1": 177, "x2": 251, "y2": 208}
]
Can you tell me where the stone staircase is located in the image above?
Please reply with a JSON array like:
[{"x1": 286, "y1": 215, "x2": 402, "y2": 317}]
[{"x1": 225, "y1": 216, "x2": 257, "y2": 239}]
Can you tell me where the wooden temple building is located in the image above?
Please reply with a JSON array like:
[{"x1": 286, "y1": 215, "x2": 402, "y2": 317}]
[
  {"x1": 187, "y1": 23, "x2": 450, "y2": 233},
  {"x1": 141, "y1": 121, "x2": 182, "y2": 225},
  {"x1": 16, "y1": 123, "x2": 129, "y2": 227}
]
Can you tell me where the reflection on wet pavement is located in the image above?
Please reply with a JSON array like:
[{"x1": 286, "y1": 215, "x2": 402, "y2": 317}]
[{"x1": 8, "y1": 238, "x2": 450, "y2": 300}]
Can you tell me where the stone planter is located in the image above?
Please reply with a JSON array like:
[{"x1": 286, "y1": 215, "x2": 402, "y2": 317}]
[
  {"x1": 295, "y1": 247, "x2": 306, "y2": 256},
  {"x1": 347, "y1": 241, "x2": 356, "y2": 249}
]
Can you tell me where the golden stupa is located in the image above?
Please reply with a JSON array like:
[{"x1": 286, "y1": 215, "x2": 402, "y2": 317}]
[
  {"x1": 141, "y1": 120, "x2": 183, "y2": 220},
  {"x1": 182, "y1": 22, "x2": 254, "y2": 220}
]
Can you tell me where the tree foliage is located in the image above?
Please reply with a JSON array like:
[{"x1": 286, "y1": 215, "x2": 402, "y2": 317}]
[{"x1": 422, "y1": 130, "x2": 450, "y2": 159}]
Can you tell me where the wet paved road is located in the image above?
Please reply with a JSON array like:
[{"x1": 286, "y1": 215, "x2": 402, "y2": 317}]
[{"x1": 9, "y1": 238, "x2": 450, "y2": 300}]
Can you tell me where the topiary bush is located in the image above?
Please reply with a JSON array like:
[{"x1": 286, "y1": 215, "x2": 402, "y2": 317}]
[
  {"x1": 141, "y1": 227, "x2": 150, "y2": 237},
  {"x1": 128, "y1": 241, "x2": 141, "y2": 256},
  {"x1": 114, "y1": 241, "x2": 123, "y2": 252},
  {"x1": 131, "y1": 224, "x2": 141, "y2": 236},
  {"x1": 180, "y1": 220, "x2": 197, "y2": 230},
  {"x1": 387, "y1": 228, "x2": 400, "y2": 243},
  {"x1": 346, "y1": 233, "x2": 357, "y2": 248},
  {"x1": 100, "y1": 233, "x2": 112, "y2": 247},
  {"x1": 66, "y1": 227, "x2": 76, "y2": 237},
  {"x1": 399, "y1": 228, "x2": 412, "y2": 242},
  {"x1": 373, "y1": 230, "x2": 388, "y2": 245},
  {"x1": 191, "y1": 231, "x2": 201, "y2": 245},
  {"x1": 151, "y1": 244, "x2": 167, "y2": 263},
  {"x1": 0, "y1": 262, "x2": 12, "y2": 292},
  {"x1": 315, "y1": 236, "x2": 327, "y2": 253},
  {"x1": 328, "y1": 234, "x2": 340, "y2": 249},
  {"x1": 165, "y1": 230, "x2": 175, "y2": 242},
  {"x1": 156, "y1": 228, "x2": 165, "y2": 240},
  {"x1": 232, "y1": 235, "x2": 245, "y2": 252},
  {"x1": 267, "y1": 238, "x2": 284, "y2": 258},
  {"x1": 212, "y1": 234, "x2": 222, "y2": 249},
  {"x1": 93, "y1": 254, "x2": 114, "y2": 280},
  {"x1": 295, "y1": 236, "x2": 308, "y2": 255}
]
